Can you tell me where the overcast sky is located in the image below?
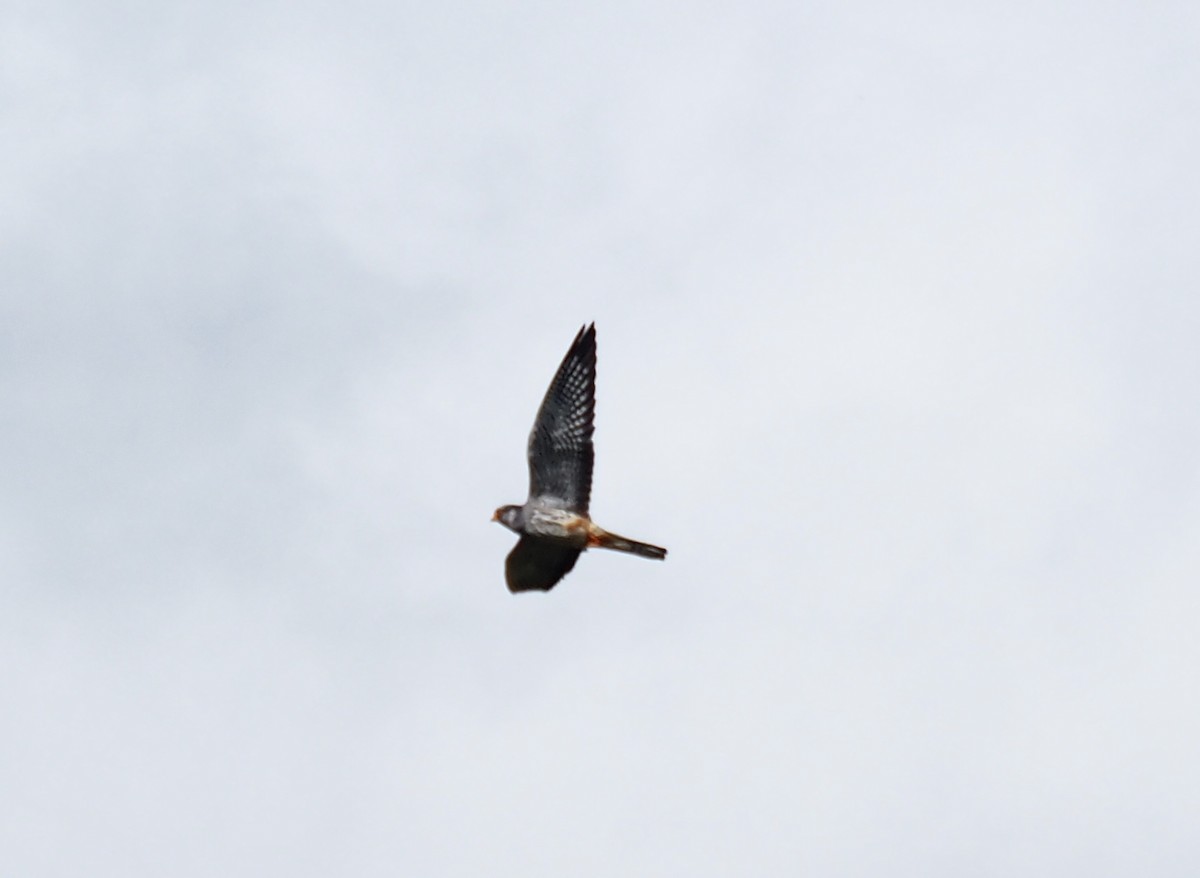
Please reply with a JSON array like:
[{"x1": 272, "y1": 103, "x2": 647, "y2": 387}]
[{"x1": 3, "y1": 1, "x2": 1199, "y2": 875}]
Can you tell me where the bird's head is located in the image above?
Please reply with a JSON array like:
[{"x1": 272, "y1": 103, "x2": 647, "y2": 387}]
[{"x1": 492, "y1": 504, "x2": 522, "y2": 532}]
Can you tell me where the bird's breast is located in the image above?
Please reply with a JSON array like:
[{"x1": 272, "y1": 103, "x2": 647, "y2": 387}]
[{"x1": 524, "y1": 508, "x2": 592, "y2": 546}]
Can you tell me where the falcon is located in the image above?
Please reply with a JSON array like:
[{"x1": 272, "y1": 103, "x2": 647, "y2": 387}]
[{"x1": 492, "y1": 323, "x2": 667, "y2": 592}]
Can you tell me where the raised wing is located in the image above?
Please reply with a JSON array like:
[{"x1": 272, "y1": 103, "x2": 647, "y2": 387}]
[
  {"x1": 505, "y1": 536, "x2": 582, "y2": 592},
  {"x1": 526, "y1": 323, "x2": 596, "y2": 513}
]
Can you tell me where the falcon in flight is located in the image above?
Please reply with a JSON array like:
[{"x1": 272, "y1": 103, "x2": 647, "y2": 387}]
[{"x1": 493, "y1": 323, "x2": 667, "y2": 592}]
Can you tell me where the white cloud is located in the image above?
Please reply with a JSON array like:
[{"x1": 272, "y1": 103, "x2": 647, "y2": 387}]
[{"x1": 2, "y1": 0, "x2": 1198, "y2": 874}]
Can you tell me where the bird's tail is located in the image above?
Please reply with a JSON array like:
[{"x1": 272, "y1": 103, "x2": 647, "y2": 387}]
[{"x1": 591, "y1": 529, "x2": 668, "y2": 560}]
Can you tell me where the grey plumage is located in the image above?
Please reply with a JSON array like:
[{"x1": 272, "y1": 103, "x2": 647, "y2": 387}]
[{"x1": 493, "y1": 324, "x2": 666, "y2": 593}]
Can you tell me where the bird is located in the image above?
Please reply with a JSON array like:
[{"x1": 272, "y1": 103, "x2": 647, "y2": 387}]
[{"x1": 492, "y1": 323, "x2": 667, "y2": 592}]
